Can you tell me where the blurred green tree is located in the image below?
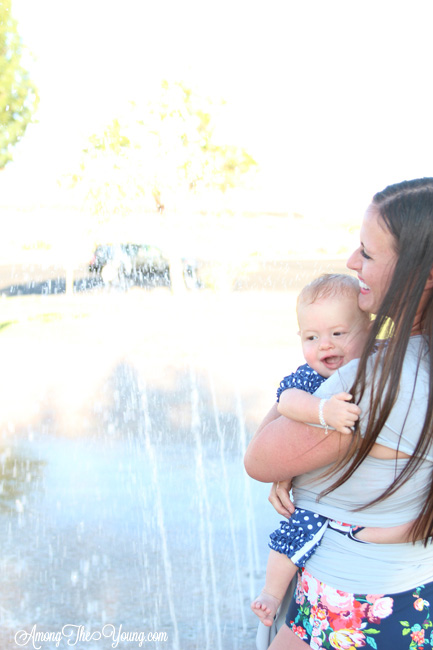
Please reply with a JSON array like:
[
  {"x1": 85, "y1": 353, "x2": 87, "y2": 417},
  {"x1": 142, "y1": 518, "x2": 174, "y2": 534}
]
[
  {"x1": 70, "y1": 80, "x2": 257, "y2": 217},
  {"x1": 0, "y1": 0, "x2": 39, "y2": 168}
]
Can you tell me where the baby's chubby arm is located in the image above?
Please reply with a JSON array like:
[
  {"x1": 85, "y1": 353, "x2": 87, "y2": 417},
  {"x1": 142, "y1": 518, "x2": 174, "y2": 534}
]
[{"x1": 277, "y1": 388, "x2": 361, "y2": 435}]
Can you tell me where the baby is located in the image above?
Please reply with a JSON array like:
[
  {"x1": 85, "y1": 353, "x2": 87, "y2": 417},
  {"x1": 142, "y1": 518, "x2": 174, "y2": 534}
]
[{"x1": 251, "y1": 273, "x2": 370, "y2": 626}]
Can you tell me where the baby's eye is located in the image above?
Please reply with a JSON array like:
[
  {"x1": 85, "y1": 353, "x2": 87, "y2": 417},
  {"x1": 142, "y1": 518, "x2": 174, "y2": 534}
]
[
  {"x1": 333, "y1": 331, "x2": 345, "y2": 337},
  {"x1": 306, "y1": 335, "x2": 317, "y2": 341}
]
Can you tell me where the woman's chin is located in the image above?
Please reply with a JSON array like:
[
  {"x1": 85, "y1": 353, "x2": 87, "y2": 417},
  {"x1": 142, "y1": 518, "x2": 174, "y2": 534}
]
[{"x1": 358, "y1": 293, "x2": 375, "y2": 313}]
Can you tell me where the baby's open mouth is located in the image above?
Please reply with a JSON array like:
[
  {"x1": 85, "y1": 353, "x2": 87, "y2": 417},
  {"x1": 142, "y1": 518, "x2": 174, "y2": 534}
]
[{"x1": 322, "y1": 356, "x2": 344, "y2": 369}]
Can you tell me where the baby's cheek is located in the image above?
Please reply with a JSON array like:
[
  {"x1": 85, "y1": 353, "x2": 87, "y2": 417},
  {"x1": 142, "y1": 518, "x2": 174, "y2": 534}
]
[{"x1": 303, "y1": 347, "x2": 317, "y2": 368}]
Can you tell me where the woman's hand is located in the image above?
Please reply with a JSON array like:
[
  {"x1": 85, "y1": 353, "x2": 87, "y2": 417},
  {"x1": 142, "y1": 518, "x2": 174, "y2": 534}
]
[{"x1": 268, "y1": 480, "x2": 295, "y2": 518}]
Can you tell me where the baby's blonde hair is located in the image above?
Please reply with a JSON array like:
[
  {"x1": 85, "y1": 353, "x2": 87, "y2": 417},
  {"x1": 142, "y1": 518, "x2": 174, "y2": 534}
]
[{"x1": 297, "y1": 273, "x2": 370, "y2": 324}]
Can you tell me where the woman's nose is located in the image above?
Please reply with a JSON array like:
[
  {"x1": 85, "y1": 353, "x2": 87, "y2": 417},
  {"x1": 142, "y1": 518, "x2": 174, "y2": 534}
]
[{"x1": 347, "y1": 247, "x2": 360, "y2": 272}]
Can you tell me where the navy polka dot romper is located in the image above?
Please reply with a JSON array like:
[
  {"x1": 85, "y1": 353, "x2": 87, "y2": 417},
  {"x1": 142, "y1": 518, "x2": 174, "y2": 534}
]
[
  {"x1": 276, "y1": 363, "x2": 326, "y2": 402},
  {"x1": 269, "y1": 510, "x2": 329, "y2": 567},
  {"x1": 273, "y1": 364, "x2": 329, "y2": 567}
]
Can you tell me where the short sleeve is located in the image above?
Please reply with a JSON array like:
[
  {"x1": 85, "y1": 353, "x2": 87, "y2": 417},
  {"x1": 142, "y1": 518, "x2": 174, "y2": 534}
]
[
  {"x1": 277, "y1": 363, "x2": 327, "y2": 401},
  {"x1": 314, "y1": 348, "x2": 433, "y2": 460},
  {"x1": 313, "y1": 359, "x2": 359, "y2": 400}
]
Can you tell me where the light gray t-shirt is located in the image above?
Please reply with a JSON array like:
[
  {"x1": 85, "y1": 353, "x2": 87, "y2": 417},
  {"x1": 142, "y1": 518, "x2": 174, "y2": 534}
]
[{"x1": 292, "y1": 335, "x2": 433, "y2": 593}]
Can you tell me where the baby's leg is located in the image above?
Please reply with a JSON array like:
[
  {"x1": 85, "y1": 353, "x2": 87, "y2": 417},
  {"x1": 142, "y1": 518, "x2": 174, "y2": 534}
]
[{"x1": 251, "y1": 550, "x2": 298, "y2": 627}]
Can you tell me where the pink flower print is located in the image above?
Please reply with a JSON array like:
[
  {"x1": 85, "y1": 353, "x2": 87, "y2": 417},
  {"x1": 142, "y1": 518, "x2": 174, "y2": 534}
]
[
  {"x1": 301, "y1": 571, "x2": 321, "y2": 607},
  {"x1": 311, "y1": 623, "x2": 321, "y2": 637},
  {"x1": 366, "y1": 594, "x2": 384, "y2": 604},
  {"x1": 295, "y1": 577, "x2": 306, "y2": 606},
  {"x1": 292, "y1": 625, "x2": 308, "y2": 640},
  {"x1": 329, "y1": 600, "x2": 368, "y2": 631},
  {"x1": 411, "y1": 628, "x2": 425, "y2": 646},
  {"x1": 320, "y1": 584, "x2": 354, "y2": 614},
  {"x1": 311, "y1": 605, "x2": 330, "y2": 631},
  {"x1": 371, "y1": 596, "x2": 394, "y2": 619},
  {"x1": 311, "y1": 635, "x2": 323, "y2": 649},
  {"x1": 365, "y1": 604, "x2": 381, "y2": 626},
  {"x1": 328, "y1": 629, "x2": 366, "y2": 649},
  {"x1": 413, "y1": 597, "x2": 429, "y2": 611}
]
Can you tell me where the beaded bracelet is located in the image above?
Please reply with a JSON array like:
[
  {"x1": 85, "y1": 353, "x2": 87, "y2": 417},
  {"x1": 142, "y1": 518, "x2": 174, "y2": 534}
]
[{"x1": 319, "y1": 398, "x2": 329, "y2": 435}]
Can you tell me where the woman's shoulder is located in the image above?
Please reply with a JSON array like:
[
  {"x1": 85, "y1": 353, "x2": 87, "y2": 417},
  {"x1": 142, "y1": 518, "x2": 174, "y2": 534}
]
[
  {"x1": 314, "y1": 335, "x2": 429, "y2": 405},
  {"x1": 377, "y1": 336, "x2": 431, "y2": 454},
  {"x1": 401, "y1": 335, "x2": 429, "y2": 379},
  {"x1": 313, "y1": 359, "x2": 360, "y2": 398},
  {"x1": 389, "y1": 336, "x2": 429, "y2": 403}
]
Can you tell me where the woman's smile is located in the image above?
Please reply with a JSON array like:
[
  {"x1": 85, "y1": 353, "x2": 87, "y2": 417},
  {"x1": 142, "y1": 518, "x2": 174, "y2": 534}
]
[
  {"x1": 347, "y1": 205, "x2": 397, "y2": 314},
  {"x1": 358, "y1": 278, "x2": 370, "y2": 294}
]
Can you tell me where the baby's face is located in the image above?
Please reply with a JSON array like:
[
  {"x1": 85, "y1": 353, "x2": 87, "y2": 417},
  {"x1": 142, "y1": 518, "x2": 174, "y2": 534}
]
[{"x1": 297, "y1": 294, "x2": 369, "y2": 378}]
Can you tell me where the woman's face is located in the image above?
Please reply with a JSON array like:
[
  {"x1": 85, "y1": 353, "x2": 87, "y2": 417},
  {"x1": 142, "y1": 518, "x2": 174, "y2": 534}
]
[{"x1": 347, "y1": 205, "x2": 398, "y2": 315}]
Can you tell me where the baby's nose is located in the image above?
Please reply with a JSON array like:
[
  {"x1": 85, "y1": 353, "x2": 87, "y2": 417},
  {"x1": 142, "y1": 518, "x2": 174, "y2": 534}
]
[{"x1": 319, "y1": 337, "x2": 334, "y2": 349}]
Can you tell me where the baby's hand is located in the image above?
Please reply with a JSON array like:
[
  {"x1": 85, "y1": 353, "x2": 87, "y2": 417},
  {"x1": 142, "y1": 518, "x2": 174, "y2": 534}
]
[{"x1": 323, "y1": 393, "x2": 361, "y2": 435}]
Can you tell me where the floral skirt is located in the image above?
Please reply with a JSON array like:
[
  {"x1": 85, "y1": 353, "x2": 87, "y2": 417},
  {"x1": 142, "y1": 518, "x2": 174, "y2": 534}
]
[{"x1": 286, "y1": 567, "x2": 433, "y2": 649}]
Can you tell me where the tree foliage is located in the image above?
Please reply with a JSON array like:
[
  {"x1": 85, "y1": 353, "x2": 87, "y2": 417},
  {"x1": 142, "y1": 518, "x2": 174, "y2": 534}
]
[
  {"x1": 70, "y1": 81, "x2": 257, "y2": 216},
  {"x1": 71, "y1": 118, "x2": 140, "y2": 218},
  {"x1": 0, "y1": 0, "x2": 39, "y2": 168}
]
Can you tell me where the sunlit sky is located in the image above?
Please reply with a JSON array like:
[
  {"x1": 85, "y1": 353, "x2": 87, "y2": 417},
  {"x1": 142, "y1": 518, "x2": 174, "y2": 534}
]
[{"x1": 2, "y1": 0, "x2": 433, "y2": 223}]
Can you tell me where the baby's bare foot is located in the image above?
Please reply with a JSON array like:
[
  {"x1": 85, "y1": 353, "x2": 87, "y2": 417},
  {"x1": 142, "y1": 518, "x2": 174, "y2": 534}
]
[{"x1": 251, "y1": 589, "x2": 281, "y2": 627}]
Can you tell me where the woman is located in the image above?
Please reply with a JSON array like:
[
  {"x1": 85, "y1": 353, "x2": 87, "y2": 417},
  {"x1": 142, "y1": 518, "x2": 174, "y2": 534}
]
[{"x1": 245, "y1": 178, "x2": 433, "y2": 649}]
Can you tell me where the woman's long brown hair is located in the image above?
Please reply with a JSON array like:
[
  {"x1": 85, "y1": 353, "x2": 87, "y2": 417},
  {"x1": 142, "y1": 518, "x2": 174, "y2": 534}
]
[{"x1": 321, "y1": 178, "x2": 433, "y2": 545}]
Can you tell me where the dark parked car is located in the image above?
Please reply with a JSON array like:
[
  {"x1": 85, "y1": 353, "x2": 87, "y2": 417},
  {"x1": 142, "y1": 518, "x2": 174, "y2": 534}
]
[
  {"x1": 89, "y1": 244, "x2": 170, "y2": 286},
  {"x1": 89, "y1": 243, "x2": 201, "y2": 289}
]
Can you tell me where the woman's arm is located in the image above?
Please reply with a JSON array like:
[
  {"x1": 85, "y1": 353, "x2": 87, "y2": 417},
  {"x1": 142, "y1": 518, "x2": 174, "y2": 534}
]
[
  {"x1": 356, "y1": 520, "x2": 416, "y2": 544},
  {"x1": 244, "y1": 405, "x2": 353, "y2": 483}
]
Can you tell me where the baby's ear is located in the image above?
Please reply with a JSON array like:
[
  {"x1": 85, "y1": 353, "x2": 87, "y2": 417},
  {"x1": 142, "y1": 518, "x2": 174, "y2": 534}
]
[{"x1": 297, "y1": 331, "x2": 301, "y2": 337}]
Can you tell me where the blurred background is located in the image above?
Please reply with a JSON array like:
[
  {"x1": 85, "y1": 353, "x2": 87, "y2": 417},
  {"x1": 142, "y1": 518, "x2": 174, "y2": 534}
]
[{"x1": 0, "y1": 0, "x2": 432, "y2": 648}]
